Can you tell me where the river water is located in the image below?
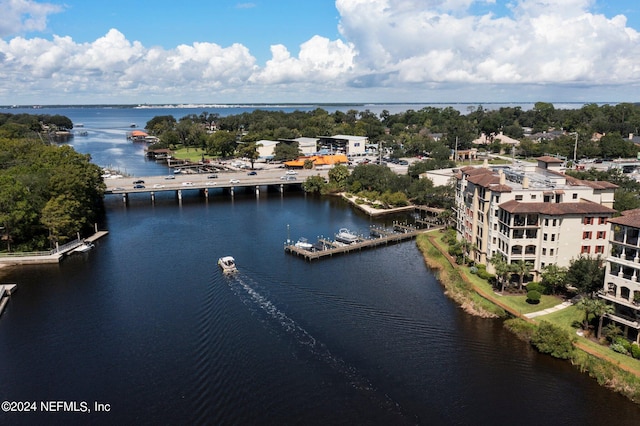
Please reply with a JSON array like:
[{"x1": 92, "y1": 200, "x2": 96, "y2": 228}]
[{"x1": 0, "y1": 106, "x2": 639, "y2": 425}]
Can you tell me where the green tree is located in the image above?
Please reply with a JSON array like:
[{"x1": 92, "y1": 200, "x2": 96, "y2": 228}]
[
  {"x1": 540, "y1": 264, "x2": 568, "y2": 295},
  {"x1": 531, "y1": 321, "x2": 575, "y2": 359},
  {"x1": 592, "y1": 299, "x2": 615, "y2": 339},
  {"x1": 566, "y1": 256, "x2": 605, "y2": 295},
  {"x1": 238, "y1": 142, "x2": 260, "y2": 169},
  {"x1": 328, "y1": 164, "x2": 349, "y2": 189},
  {"x1": 207, "y1": 131, "x2": 237, "y2": 157},
  {"x1": 302, "y1": 175, "x2": 326, "y2": 194},
  {"x1": 512, "y1": 260, "x2": 533, "y2": 291},
  {"x1": 273, "y1": 142, "x2": 301, "y2": 162},
  {"x1": 576, "y1": 297, "x2": 599, "y2": 330},
  {"x1": 490, "y1": 254, "x2": 513, "y2": 293}
]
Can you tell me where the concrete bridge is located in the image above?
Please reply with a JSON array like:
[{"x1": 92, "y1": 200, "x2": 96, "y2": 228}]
[{"x1": 104, "y1": 168, "x2": 329, "y2": 202}]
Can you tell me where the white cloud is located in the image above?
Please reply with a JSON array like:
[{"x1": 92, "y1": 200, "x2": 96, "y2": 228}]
[
  {"x1": 1, "y1": 0, "x2": 640, "y2": 103},
  {"x1": 336, "y1": 0, "x2": 640, "y2": 89},
  {"x1": 0, "y1": 0, "x2": 63, "y2": 37}
]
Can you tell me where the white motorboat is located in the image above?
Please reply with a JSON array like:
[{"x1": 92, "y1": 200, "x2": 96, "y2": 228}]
[
  {"x1": 335, "y1": 228, "x2": 359, "y2": 244},
  {"x1": 294, "y1": 238, "x2": 313, "y2": 250},
  {"x1": 218, "y1": 256, "x2": 237, "y2": 273},
  {"x1": 72, "y1": 241, "x2": 94, "y2": 253}
]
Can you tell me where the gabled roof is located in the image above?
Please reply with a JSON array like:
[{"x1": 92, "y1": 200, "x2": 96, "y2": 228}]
[{"x1": 536, "y1": 155, "x2": 564, "y2": 164}]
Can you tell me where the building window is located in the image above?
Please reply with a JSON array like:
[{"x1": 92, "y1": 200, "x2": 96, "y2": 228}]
[
  {"x1": 543, "y1": 233, "x2": 548, "y2": 241},
  {"x1": 551, "y1": 234, "x2": 556, "y2": 242},
  {"x1": 599, "y1": 217, "x2": 607, "y2": 225},
  {"x1": 583, "y1": 217, "x2": 593, "y2": 225},
  {"x1": 550, "y1": 249, "x2": 555, "y2": 256},
  {"x1": 552, "y1": 219, "x2": 557, "y2": 226},
  {"x1": 595, "y1": 245, "x2": 605, "y2": 254},
  {"x1": 573, "y1": 193, "x2": 578, "y2": 199},
  {"x1": 515, "y1": 195, "x2": 523, "y2": 201},
  {"x1": 581, "y1": 246, "x2": 591, "y2": 254},
  {"x1": 597, "y1": 231, "x2": 606, "y2": 239},
  {"x1": 542, "y1": 248, "x2": 547, "y2": 255},
  {"x1": 544, "y1": 218, "x2": 549, "y2": 226},
  {"x1": 531, "y1": 194, "x2": 537, "y2": 200},
  {"x1": 583, "y1": 231, "x2": 592, "y2": 239}
]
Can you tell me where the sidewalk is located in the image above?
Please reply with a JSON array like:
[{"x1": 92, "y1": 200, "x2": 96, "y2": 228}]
[{"x1": 524, "y1": 301, "x2": 573, "y2": 318}]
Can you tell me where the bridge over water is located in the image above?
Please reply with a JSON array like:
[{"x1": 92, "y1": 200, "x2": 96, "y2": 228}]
[{"x1": 103, "y1": 168, "x2": 329, "y2": 202}]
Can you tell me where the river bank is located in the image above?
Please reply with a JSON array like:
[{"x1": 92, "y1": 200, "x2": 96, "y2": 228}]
[{"x1": 416, "y1": 229, "x2": 640, "y2": 403}]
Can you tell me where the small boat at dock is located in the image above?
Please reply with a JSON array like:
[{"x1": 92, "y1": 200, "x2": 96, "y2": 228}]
[
  {"x1": 218, "y1": 256, "x2": 237, "y2": 273},
  {"x1": 294, "y1": 238, "x2": 313, "y2": 250},
  {"x1": 72, "y1": 241, "x2": 95, "y2": 253},
  {"x1": 335, "y1": 228, "x2": 359, "y2": 244}
]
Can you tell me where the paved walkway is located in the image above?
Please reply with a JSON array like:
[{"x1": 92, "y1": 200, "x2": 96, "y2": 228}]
[{"x1": 524, "y1": 301, "x2": 573, "y2": 318}]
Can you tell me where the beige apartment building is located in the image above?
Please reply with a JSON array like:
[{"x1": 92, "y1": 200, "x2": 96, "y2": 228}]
[
  {"x1": 454, "y1": 156, "x2": 617, "y2": 280},
  {"x1": 601, "y1": 210, "x2": 640, "y2": 343}
]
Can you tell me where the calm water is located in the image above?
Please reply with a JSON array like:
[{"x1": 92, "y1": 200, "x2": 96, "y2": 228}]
[{"x1": 0, "y1": 107, "x2": 639, "y2": 425}]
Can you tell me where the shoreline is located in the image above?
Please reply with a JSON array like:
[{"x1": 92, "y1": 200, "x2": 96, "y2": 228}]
[{"x1": 416, "y1": 229, "x2": 640, "y2": 403}]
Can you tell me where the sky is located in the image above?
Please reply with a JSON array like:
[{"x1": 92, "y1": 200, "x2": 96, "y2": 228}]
[{"x1": 1, "y1": 0, "x2": 640, "y2": 105}]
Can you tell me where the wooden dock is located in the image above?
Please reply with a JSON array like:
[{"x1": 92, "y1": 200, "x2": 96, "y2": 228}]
[{"x1": 284, "y1": 225, "x2": 423, "y2": 261}]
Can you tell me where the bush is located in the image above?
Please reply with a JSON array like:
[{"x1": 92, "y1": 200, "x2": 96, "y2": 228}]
[
  {"x1": 530, "y1": 321, "x2": 575, "y2": 359},
  {"x1": 526, "y1": 282, "x2": 546, "y2": 294},
  {"x1": 526, "y1": 290, "x2": 542, "y2": 304},
  {"x1": 469, "y1": 266, "x2": 478, "y2": 274},
  {"x1": 611, "y1": 342, "x2": 629, "y2": 355},
  {"x1": 631, "y1": 344, "x2": 640, "y2": 360}
]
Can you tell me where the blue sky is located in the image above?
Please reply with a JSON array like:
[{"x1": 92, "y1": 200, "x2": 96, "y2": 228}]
[{"x1": 1, "y1": 0, "x2": 640, "y2": 104}]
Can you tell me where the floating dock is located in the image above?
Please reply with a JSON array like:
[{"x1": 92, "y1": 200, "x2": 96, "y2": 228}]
[
  {"x1": 0, "y1": 283, "x2": 17, "y2": 318},
  {"x1": 285, "y1": 224, "x2": 423, "y2": 261}
]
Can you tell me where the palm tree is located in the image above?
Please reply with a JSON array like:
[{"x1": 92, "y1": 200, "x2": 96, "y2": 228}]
[
  {"x1": 592, "y1": 299, "x2": 615, "y2": 339},
  {"x1": 512, "y1": 260, "x2": 533, "y2": 291},
  {"x1": 490, "y1": 254, "x2": 512, "y2": 293},
  {"x1": 576, "y1": 297, "x2": 598, "y2": 331}
]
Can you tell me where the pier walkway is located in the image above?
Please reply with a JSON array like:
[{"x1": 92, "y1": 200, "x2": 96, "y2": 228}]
[
  {"x1": 0, "y1": 229, "x2": 108, "y2": 266},
  {"x1": 285, "y1": 224, "x2": 429, "y2": 261}
]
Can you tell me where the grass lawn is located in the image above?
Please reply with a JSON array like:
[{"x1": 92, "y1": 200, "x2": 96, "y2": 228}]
[{"x1": 172, "y1": 147, "x2": 215, "y2": 163}]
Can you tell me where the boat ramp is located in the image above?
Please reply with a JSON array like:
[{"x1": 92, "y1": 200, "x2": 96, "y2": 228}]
[{"x1": 284, "y1": 223, "x2": 424, "y2": 261}]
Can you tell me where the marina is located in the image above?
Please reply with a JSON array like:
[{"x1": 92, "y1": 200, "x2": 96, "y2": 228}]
[{"x1": 285, "y1": 224, "x2": 426, "y2": 261}]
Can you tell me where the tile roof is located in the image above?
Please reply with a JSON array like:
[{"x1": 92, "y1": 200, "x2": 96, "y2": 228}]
[
  {"x1": 608, "y1": 209, "x2": 640, "y2": 228},
  {"x1": 499, "y1": 199, "x2": 616, "y2": 215}
]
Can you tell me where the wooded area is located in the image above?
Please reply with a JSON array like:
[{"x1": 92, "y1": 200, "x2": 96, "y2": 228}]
[{"x1": 0, "y1": 113, "x2": 104, "y2": 251}]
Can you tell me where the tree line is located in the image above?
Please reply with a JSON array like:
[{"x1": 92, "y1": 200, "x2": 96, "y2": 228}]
[
  {"x1": 0, "y1": 115, "x2": 104, "y2": 252},
  {"x1": 145, "y1": 102, "x2": 640, "y2": 162}
]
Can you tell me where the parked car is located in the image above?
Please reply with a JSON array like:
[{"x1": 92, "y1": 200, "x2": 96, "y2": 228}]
[{"x1": 133, "y1": 179, "x2": 145, "y2": 184}]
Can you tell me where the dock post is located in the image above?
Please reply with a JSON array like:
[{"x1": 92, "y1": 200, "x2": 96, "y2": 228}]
[{"x1": 255, "y1": 185, "x2": 259, "y2": 196}]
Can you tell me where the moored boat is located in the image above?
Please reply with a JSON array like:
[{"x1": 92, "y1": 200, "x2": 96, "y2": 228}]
[
  {"x1": 335, "y1": 228, "x2": 359, "y2": 244},
  {"x1": 72, "y1": 241, "x2": 95, "y2": 253},
  {"x1": 218, "y1": 256, "x2": 237, "y2": 273},
  {"x1": 294, "y1": 237, "x2": 313, "y2": 250}
]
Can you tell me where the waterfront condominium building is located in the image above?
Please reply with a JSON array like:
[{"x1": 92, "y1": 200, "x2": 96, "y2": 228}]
[
  {"x1": 454, "y1": 156, "x2": 617, "y2": 280},
  {"x1": 601, "y1": 209, "x2": 640, "y2": 344}
]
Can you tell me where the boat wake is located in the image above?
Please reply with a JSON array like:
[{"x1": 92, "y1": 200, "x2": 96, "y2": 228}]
[{"x1": 226, "y1": 273, "x2": 411, "y2": 421}]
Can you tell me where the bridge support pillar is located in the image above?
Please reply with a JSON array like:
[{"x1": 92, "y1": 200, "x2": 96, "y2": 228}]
[
  {"x1": 150, "y1": 192, "x2": 155, "y2": 203},
  {"x1": 177, "y1": 189, "x2": 182, "y2": 201},
  {"x1": 122, "y1": 193, "x2": 128, "y2": 203},
  {"x1": 280, "y1": 184, "x2": 284, "y2": 193},
  {"x1": 255, "y1": 185, "x2": 259, "y2": 196},
  {"x1": 230, "y1": 187, "x2": 234, "y2": 197},
  {"x1": 204, "y1": 188, "x2": 208, "y2": 198}
]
